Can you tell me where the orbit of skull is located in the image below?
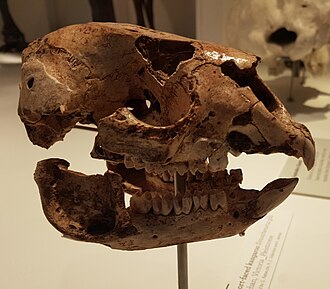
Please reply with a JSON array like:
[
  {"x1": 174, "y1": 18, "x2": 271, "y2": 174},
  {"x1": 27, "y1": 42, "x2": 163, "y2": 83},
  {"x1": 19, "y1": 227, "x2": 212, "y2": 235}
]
[{"x1": 18, "y1": 23, "x2": 315, "y2": 250}]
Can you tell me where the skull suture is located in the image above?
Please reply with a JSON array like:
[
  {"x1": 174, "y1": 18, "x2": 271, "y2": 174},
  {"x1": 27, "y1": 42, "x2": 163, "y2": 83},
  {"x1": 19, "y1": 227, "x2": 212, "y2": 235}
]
[
  {"x1": 227, "y1": 0, "x2": 330, "y2": 75},
  {"x1": 18, "y1": 23, "x2": 315, "y2": 250}
]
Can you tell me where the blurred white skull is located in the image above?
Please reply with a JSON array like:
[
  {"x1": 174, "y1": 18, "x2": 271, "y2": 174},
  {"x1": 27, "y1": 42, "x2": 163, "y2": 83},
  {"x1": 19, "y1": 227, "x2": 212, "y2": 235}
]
[{"x1": 227, "y1": 0, "x2": 330, "y2": 75}]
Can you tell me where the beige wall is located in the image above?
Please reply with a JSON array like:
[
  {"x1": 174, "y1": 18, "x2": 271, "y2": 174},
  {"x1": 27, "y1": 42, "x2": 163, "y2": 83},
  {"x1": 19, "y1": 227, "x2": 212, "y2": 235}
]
[
  {"x1": 154, "y1": 0, "x2": 195, "y2": 38},
  {"x1": 0, "y1": 0, "x2": 51, "y2": 44},
  {"x1": 196, "y1": 0, "x2": 232, "y2": 44},
  {"x1": 0, "y1": 0, "x2": 195, "y2": 46}
]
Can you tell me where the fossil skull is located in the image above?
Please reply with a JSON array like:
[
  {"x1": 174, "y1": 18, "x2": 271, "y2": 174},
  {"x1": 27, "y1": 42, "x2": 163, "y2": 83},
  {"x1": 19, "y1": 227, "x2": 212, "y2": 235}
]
[{"x1": 18, "y1": 23, "x2": 315, "y2": 250}]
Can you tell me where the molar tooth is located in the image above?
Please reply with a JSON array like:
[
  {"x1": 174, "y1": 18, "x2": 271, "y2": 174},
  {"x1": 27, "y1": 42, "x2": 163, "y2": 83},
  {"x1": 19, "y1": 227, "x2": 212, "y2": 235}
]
[
  {"x1": 177, "y1": 163, "x2": 188, "y2": 176},
  {"x1": 152, "y1": 164, "x2": 163, "y2": 173},
  {"x1": 135, "y1": 163, "x2": 145, "y2": 170},
  {"x1": 144, "y1": 163, "x2": 153, "y2": 174},
  {"x1": 131, "y1": 157, "x2": 145, "y2": 170},
  {"x1": 173, "y1": 195, "x2": 183, "y2": 215},
  {"x1": 210, "y1": 191, "x2": 228, "y2": 211},
  {"x1": 195, "y1": 171, "x2": 203, "y2": 181},
  {"x1": 124, "y1": 156, "x2": 135, "y2": 169},
  {"x1": 197, "y1": 162, "x2": 208, "y2": 174},
  {"x1": 161, "y1": 172, "x2": 169, "y2": 182},
  {"x1": 202, "y1": 171, "x2": 211, "y2": 181},
  {"x1": 161, "y1": 193, "x2": 173, "y2": 215},
  {"x1": 152, "y1": 194, "x2": 162, "y2": 215},
  {"x1": 200, "y1": 193, "x2": 209, "y2": 210},
  {"x1": 189, "y1": 160, "x2": 207, "y2": 175},
  {"x1": 162, "y1": 171, "x2": 172, "y2": 182},
  {"x1": 130, "y1": 192, "x2": 152, "y2": 214},
  {"x1": 218, "y1": 191, "x2": 228, "y2": 212},
  {"x1": 209, "y1": 193, "x2": 219, "y2": 211},
  {"x1": 188, "y1": 163, "x2": 199, "y2": 175},
  {"x1": 167, "y1": 166, "x2": 176, "y2": 176},
  {"x1": 192, "y1": 194, "x2": 200, "y2": 211},
  {"x1": 182, "y1": 194, "x2": 193, "y2": 214},
  {"x1": 208, "y1": 151, "x2": 228, "y2": 172}
]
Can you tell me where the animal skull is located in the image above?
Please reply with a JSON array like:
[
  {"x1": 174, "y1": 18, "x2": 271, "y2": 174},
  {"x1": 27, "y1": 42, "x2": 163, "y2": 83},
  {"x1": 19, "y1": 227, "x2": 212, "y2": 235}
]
[
  {"x1": 226, "y1": 0, "x2": 330, "y2": 75},
  {"x1": 18, "y1": 23, "x2": 315, "y2": 250}
]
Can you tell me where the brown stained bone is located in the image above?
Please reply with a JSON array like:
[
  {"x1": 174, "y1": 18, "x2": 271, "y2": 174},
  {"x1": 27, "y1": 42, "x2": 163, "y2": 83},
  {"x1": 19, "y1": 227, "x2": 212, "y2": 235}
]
[
  {"x1": 18, "y1": 23, "x2": 315, "y2": 170},
  {"x1": 18, "y1": 23, "x2": 316, "y2": 250},
  {"x1": 35, "y1": 158, "x2": 297, "y2": 250}
]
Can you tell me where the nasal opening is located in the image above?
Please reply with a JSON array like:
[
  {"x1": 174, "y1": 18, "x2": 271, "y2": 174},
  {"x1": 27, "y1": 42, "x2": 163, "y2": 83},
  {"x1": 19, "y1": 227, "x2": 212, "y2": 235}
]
[{"x1": 267, "y1": 27, "x2": 297, "y2": 46}]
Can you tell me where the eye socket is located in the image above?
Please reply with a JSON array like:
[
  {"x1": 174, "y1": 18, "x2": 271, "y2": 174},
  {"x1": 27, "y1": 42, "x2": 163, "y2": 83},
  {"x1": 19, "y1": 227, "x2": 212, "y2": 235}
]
[{"x1": 27, "y1": 77, "x2": 35, "y2": 89}]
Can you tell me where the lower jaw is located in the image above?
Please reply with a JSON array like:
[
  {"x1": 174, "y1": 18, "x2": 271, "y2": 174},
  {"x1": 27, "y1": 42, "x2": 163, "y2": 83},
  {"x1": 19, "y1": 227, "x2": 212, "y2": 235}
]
[
  {"x1": 95, "y1": 207, "x2": 259, "y2": 250},
  {"x1": 35, "y1": 158, "x2": 297, "y2": 251}
]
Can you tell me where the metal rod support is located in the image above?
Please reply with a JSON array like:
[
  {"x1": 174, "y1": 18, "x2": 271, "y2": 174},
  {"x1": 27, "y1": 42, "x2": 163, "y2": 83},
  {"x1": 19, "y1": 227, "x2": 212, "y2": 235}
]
[
  {"x1": 288, "y1": 60, "x2": 303, "y2": 102},
  {"x1": 74, "y1": 127, "x2": 189, "y2": 288},
  {"x1": 177, "y1": 243, "x2": 188, "y2": 289},
  {"x1": 175, "y1": 172, "x2": 188, "y2": 289}
]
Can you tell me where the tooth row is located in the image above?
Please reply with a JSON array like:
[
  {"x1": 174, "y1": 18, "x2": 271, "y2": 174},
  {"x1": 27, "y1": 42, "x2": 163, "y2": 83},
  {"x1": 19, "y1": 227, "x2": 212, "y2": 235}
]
[
  {"x1": 123, "y1": 156, "x2": 145, "y2": 170},
  {"x1": 160, "y1": 171, "x2": 174, "y2": 182},
  {"x1": 130, "y1": 190, "x2": 228, "y2": 216},
  {"x1": 123, "y1": 153, "x2": 228, "y2": 176},
  {"x1": 123, "y1": 155, "x2": 213, "y2": 176}
]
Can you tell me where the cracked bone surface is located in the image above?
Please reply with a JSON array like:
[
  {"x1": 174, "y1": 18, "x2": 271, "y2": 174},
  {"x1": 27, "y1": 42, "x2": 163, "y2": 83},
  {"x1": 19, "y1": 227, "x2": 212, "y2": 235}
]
[{"x1": 19, "y1": 23, "x2": 315, "y2": 250}]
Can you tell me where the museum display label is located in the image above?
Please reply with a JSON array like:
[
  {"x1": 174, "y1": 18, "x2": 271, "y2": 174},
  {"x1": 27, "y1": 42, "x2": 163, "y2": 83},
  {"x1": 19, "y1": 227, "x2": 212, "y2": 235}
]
[
  {"x1": 281, "y1": 138, "x2": 330, "y2": 199},
  {"x1": 227, "y1": 210, "x2": 293, "y2": 289}
]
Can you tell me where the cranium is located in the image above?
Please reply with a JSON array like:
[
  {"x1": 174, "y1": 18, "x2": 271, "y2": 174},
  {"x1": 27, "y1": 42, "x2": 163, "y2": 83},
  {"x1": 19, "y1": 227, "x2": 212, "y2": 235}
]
[{"x1": 18, "y1": 23, "x2": 315, "y2": 250}]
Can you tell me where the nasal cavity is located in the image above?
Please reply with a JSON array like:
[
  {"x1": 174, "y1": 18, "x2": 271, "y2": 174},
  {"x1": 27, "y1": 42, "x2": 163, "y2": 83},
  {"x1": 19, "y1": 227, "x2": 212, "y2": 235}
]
[{"x1": 267, "y1": 27, "x2": 297, "y2": 46}]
